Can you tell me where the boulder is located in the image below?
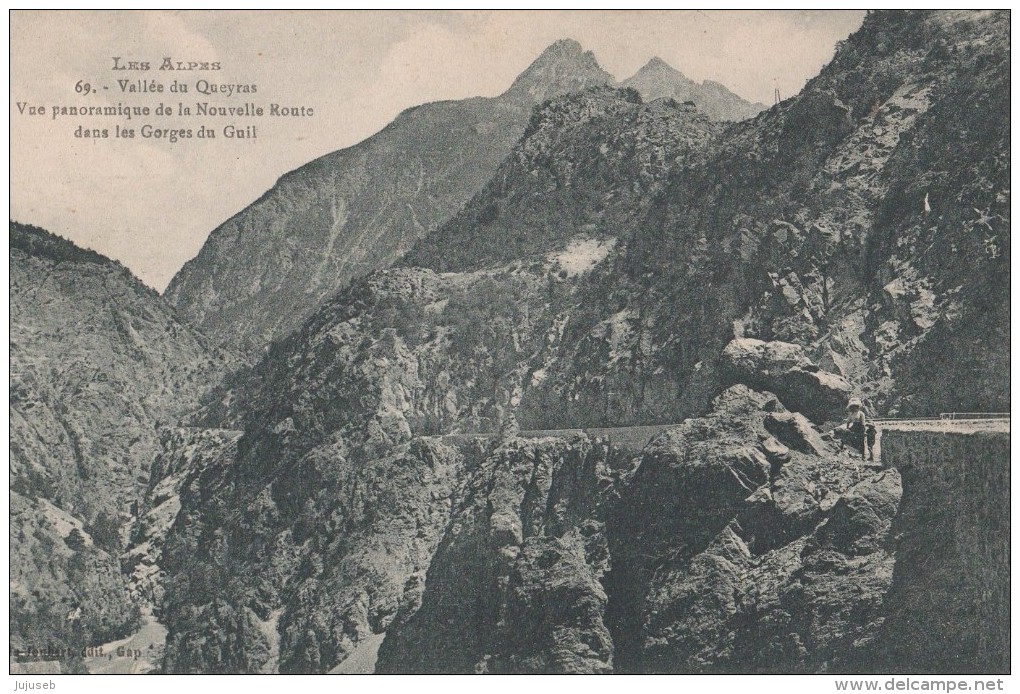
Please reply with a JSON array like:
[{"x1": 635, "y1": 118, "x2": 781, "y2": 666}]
[
  {"x1": 764, "y1": 412, "x2": 828, "y2": 456},
  {"x1": 720, "y1": 338, "x2": 852, "y2": 423},
  {"x1": 759, "y1": 435, "x2": 792, "y2": 467}
]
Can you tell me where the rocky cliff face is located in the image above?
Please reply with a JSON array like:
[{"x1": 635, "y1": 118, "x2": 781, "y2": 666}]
[
  {"x1": 164, "y1": 40, "x2": 613, "y2": 359},
  {"x1": 397, "y1": 12, "x2": 1009, "y2": 435},
  {"x1": 152, "y1": 254, "x2": 615, "y2": 671},
  {"x1": 473, "y1": 9, "x2": 1009, "y2": 424},
  {"x1": 376, "y1": 435, "x2": 619, "y2": 673},
  {"x1": 621, "y1": 57, "x2": 768, "y2": 122},
  {"x1": 151, "y1": 368, "x2": 902, "y2": 673},
  {"x1": 9, "y1": 222, "x2": 227, "y2": 659},
  {"x1": 184, "y1": 85, "x2": 724, "y2": 445},
  {"x1": 625, "y1": 9, "x2": 1010, "y2": 417},
  {"x1": 606, "y1": 386, "x2": 901, "y2": 673},
  {"x1": 395, "y1": 86, "x2": 728, "y2": 430}
]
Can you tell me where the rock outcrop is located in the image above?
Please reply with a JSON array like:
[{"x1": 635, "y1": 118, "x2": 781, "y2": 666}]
[
  {"x1": 377, "y1": 436, "x2": 616, "y2": 674},
  {"x1": 608, "y1": 385, "x2": 901, "y2": 673},
  {"x1": 123, "y1": 427, "x2": 243, "y2": 607},
  {"x1": 720, "y1": 338, "x2": 852, "y2": 423}
]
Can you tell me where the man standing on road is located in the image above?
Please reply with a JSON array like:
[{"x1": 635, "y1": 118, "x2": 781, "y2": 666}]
[{"x1": 844, "y1": 397, "x2": 876, "y2": 461}]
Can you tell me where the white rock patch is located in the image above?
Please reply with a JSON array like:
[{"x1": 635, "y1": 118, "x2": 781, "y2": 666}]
[{"x1": 549, "y1": 237, "x2": 617, "y2": 277}]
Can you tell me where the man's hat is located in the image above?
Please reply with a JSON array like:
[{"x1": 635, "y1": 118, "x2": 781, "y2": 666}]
[{"x1": 846, "y1": 397, "x2": 863, "y2": 410}]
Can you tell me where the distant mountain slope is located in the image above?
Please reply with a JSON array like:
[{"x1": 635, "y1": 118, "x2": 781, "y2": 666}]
[
  {"x1": 164, "y1": 40, "x2": 613, "y2": 358},
  {"x1": 9, "y1": 222, "x2": 226, "y2": 660},
  {"x1": 403, "y1": 86, "x2": 722, "y2": 272},
  {"x1": 621, "y1": 56, "x2": 768, "y2": 121}
]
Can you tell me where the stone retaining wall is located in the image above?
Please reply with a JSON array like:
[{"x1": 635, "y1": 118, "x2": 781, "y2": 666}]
[{"x1": 872, "y1": 427, "x2": 1009, "y2": 673}]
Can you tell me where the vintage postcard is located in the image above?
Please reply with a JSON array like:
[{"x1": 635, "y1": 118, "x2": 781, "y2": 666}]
[{"x1": 8, "y1": 10, "x2": 1010, "y2": 683}]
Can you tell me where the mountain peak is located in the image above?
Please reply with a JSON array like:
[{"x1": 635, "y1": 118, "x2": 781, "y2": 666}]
[
  {"x1": 621, "y1": 58, "x2": 764, "y2": 122},
  {"x1": 539, "y1": 38, "x2": 585, "y2": 58},
  {"x1": 626, "y1": 56, "x2": 694, "y2": 86},
  {"x1": 640, "y1": 56, "x2": 680, "y2": 74},
  {"x1": 505, "y1": 39, "x2": 613, "y2": 103}
]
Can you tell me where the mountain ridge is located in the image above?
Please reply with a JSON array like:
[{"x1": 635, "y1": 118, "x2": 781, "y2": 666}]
[{"x1": 163, "y1": 38, "x2": 614, "y2": 359}]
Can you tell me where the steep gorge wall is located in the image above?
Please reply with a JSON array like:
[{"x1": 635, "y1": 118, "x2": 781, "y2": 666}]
[
  {"x1": 137, "y1": 12, "x2": 1008, "y2": 674},
  {"x1": 868, "y1": 425, "x2": 1009, "y2": 673}
]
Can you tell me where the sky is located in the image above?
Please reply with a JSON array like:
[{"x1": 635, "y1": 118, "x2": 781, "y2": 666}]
[{"x1": 9, "y1": 10, "x2": 866, "y2": 290}]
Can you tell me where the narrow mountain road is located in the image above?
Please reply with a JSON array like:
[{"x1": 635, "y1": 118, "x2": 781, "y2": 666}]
[{"x1": 445, "y1": 416, "x2": 1010, "y2": 462}]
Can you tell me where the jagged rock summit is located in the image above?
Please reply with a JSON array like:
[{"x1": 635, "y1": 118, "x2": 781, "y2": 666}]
[
  {"x1": 505, "y1": 39, "x2": 613, "y2": 103},
  {"x1": 621, "y1": 55, "x2": 768, "y2": 121}
]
